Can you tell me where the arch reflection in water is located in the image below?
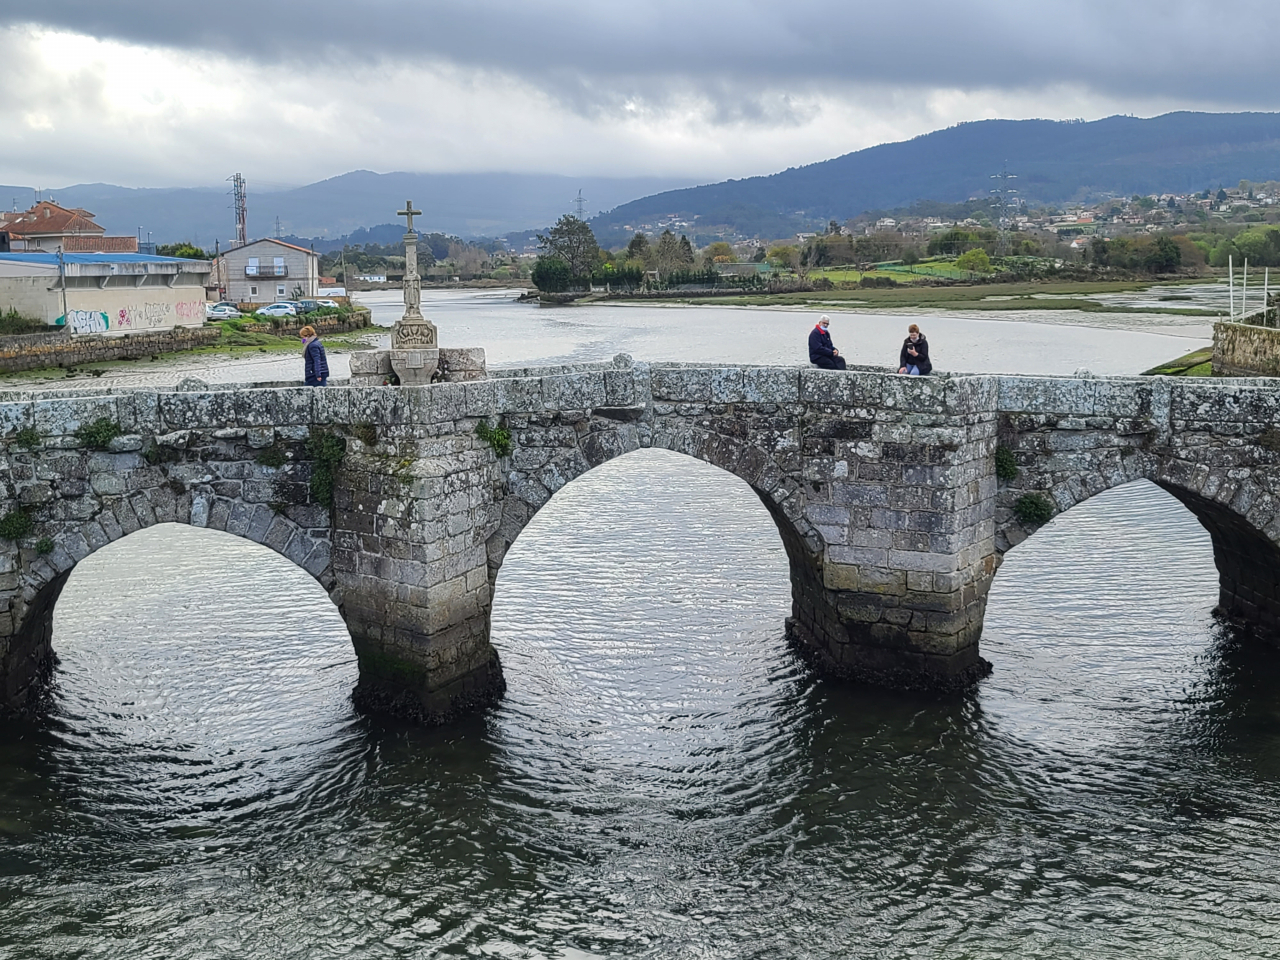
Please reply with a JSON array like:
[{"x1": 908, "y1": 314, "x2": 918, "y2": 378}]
[
  {"x1": 490, "y1": 448, "x2": 800, "y2": 785},
  {"x1": 48, "y1": 523, "x2": 361, "y2": 828}
]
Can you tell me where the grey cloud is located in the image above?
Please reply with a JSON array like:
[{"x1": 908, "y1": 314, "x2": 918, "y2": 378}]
[{"x1": 8, "y1": 0, "x2": 1280, "y2": 116}]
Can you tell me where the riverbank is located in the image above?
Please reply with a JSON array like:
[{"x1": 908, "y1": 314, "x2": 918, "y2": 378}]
[{"x1": 629, "y1": 279, "x2": 1222, "y2": 318}]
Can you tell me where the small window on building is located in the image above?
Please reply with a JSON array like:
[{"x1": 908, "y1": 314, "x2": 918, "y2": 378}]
[
  {"x1": 277, "y1": 285, "x2": 286, "y2": 296},
  {"x1": 250, "y1": 285, "x2": 258, "y2": 296}
]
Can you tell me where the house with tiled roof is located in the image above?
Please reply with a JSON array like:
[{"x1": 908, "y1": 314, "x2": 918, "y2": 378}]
[
  {"x1": 212, "y1": 238, "x2": 319, "y2": 303},
  {"x1": 0, "y1": 201, "x2": 138, "y2": 253}
]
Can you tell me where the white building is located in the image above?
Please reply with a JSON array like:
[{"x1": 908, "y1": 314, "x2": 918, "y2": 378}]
[
  {"x1": 212, "y1": 238, "x2": 319, "y2": 303},
  {"x1": 0, "y1": 253, "x2": 211, "y2": 335}
]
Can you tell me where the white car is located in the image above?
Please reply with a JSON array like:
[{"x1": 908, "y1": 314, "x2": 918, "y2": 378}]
[
  {"x1": 316, "y1": 299, "x2": 341, "y2": 309},
  {"x1": 255, "y1": 302, "x2": 298, "y2": 318},
  {"x1": 205, "y1": 302, "x2": 241, "y2": 319}
]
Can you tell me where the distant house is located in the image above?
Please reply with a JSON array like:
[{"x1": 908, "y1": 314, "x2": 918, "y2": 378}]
[
  {"x1": 212, "y1": 238, "x2": 319, "y2": 303},
  {"x1": 0, "y1": 201, "x2": 138, "y2": 253}
]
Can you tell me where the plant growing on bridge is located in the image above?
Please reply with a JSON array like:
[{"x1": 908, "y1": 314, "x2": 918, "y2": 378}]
[
  {"x1": 994, "y1": 446, "x2": 1019, "y2": 481},
  {"x1": 74, "y1": 417, "x2": 123, "y2": 451},
  {"x1": 0, "y1": 508, "x2": 33, "y2": 542},
  {"x1": 35, "y1": 536, "x2": 53, "y2": 555},
  {"x1": 256, "y1": 445, "x2": 288, "y2": 469},
  {"x1": 305, "y1": 428, "x2": 348, "y2": 507},
  {"x1": 12, "y1": 426, "x2": 40, "y2": 450},
  {"x1": 1014, "y1": 493, "x2": 1054, "y2": 526},
  {"x1": 475, "y1": 419, "x2": 512, "y2": 458}
]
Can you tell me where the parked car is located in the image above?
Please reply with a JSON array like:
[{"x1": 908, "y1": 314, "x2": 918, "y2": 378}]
[
  {"x1": 205, "y1": 302, "x2": 241, "y2": 319},
  {"x1": 294, "y1": 299, "x2": 321, "y2": 314},
  {"x1": 316, "y1": 299, "x2": 341, "y2": 309},
  {"x1": 255, "y1": 303, "x2": 297, "y2": 318}
]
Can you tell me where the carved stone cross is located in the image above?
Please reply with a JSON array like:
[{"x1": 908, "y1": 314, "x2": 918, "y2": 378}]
[{"x1": 398, "y1": 201, "x2": 422, "y2": 232}]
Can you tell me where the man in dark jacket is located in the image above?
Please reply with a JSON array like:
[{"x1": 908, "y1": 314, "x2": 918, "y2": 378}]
[
  {"x1": 898, "y1": 323, "x2": 931, "y2": 375},
  {"x1": 301, "y1": 325, "x2": 330, "y2": 386},
  {"x1": 808, "y1": 315, "x2": 847, "y2": 370}
]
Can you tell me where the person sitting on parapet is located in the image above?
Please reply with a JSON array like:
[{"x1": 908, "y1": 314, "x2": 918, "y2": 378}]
[
  {"x1": 898, "y1": 323, "x2": 931, "y2": 376},
  {"x1": 808, "y1": 315, "x2": 847, "y2": 370}
]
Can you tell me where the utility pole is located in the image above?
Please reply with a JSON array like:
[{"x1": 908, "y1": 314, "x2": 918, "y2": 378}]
[
  {"x1": 990, "y1": 164, "x2": 1018, "y2": 257},
  {"x1": 228, "y1": 173, "x2": 248, "y2": 246},
  {"x1": 56, "y1": 245, "x2": 69, "y2": 329},
  {"x1": 573, "y1": 190, "x2": 587, "y2": 220}
]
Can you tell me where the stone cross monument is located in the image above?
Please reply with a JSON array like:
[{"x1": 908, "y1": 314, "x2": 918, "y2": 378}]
[{"x1": 390, "y1": 200, "x2": 439, "y2": 384}]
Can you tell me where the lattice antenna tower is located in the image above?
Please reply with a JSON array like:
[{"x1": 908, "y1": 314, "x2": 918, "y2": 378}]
[
  {"x1": 229, "y1": 173, "x2": 248, "y2": 246},
  {"x1": 990, "y1": 164, "x2": 1018, "y2": 257},
  {"x1": 573, "y1": 190, "x2": 587, "y2": 220}
]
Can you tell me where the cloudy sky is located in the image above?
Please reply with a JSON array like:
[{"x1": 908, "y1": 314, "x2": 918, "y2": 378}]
[{"x1": 2, "y1": 1, "x2": 1277, "y2": 190}]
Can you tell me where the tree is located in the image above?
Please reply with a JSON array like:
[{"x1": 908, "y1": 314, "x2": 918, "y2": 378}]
[
  {"x1": 156, "y1": 242, "x2": 208, "y2": 259},
  {"x1": 1143, "y1": 236, "x2": 1182, "y2": 273},
  {"x1": 955, "y1": 248, "x2": 993, "y2": 273},
  {"x1": 678, "y1": 235, "x2": 696, "y2": 266},
  {"x1": 654, "y1": 230, "x2": 682, "y2": 276},
  {"x1": 626, "y1": 232, "x2": 650, "y2": 263},
  {"x1": 768, "y1": 245, "x2": 799, "y2": 272},
  {"x1": 530, "y1": 256, "x2": 572, "y2": 292},
  {"x1": 537, "y1": 215, "x2": 599, "y2": 279},
  {"x1": 1217, "y1": 188, "x2": 1229, "y2": 202},
  {"x1": 702, "y1": 241, "x2": 736, "y2": 264}
]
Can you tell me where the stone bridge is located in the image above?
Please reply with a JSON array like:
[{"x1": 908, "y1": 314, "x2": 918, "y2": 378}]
[{"x1": 2, "y1": 358, "x2": 1279, "y2": 722}]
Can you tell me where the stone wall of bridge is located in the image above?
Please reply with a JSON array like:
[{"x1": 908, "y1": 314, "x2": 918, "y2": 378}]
[
  {"x1": 995, "y1": 374, "x2": 1280, "y2": 637},
  {"x1": 4, "y1": 364, "x2": 1280, "y2": 723}
]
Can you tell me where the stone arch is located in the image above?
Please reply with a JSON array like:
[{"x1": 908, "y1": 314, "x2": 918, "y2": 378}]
[
  {"x1": 484, "y1": 413, "x2": 829, "y2": 666},
  {"x1": 1, "y1": 481, "x2": 337, "y2": 717},
  {"x1": 995, "y1": 454, "x2": 1280, "y2": 639}
]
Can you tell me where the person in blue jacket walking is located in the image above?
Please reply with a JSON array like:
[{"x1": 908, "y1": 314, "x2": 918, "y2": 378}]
[
  {"x1": 301, "y1": 325, "x2": 329, "y2": 386},
  {"x1": 808, "y1": 315, "x2": 846, "y2": 369}
]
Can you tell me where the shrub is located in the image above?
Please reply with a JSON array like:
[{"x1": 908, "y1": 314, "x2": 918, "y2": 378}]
[
  {"x1": 13, "y1": 426, "x2": 40, "y2": 450},
  {"x1": 1014, "y1": 493, "x2": 1054, "y2": 526},
  {"x1": 531, "y1": 256, "x2": 572, "y2": 293},
  {"x1": 956, "y1": 248, "x2": 994, "y2": 274},
  {"x1": 35, "y1": 536, "x2": 54, "y2": 555},
  {"x1": 305, "y1": 429, "x2": 347, "y2": 507},
  {"x1": 994, "y1": 446, "x2": 1019, "y2": 481},
  {"x1": 475, "y1": 420, "x2": 512, "y2": 457},
  {"x1": 0, "y1": 508, "x2": 33, "y2": 541},
  {"x1": 74, "y1": 417, "x2": 123, "y2": 450}
]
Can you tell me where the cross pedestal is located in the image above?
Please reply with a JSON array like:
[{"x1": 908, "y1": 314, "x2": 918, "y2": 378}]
[{"x1": 391, "y1": 199, "x2": 439, "y2": 384}]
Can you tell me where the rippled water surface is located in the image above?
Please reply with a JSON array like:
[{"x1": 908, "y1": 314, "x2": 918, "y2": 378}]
[{"x1": 4, "y1": 447, "x2": 1280, "y2": 958}]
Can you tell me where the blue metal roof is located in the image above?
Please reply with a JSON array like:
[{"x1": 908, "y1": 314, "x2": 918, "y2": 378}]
[{"x1": 0, "y1": 252, "x2": 206, "y2": 265}]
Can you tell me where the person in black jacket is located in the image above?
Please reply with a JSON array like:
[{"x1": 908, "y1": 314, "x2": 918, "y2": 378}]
[
  {"x1": 808, "y1": 315, "x2": 846, "y2": 370},
  {"x1": 898, "y1": 323, "x2": 931, "y2": 375},
  {"x1": 301, "y1": 325, "x2": 329, "y2": 386}
]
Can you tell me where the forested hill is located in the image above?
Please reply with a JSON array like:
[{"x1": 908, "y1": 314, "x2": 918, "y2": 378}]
[{"x1": 593, "y1": 112, "x2": 1280, "y2": 240}]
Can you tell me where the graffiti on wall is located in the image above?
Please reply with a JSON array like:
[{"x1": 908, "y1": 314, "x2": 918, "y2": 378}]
[{"x1": 56, "y1": 310, "x2": 110, "y2": 335}]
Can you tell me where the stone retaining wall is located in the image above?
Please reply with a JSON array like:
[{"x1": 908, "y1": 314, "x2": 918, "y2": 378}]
[
  {"x1": 236, "y1": 309, "x2": 373, "y2": 337},
  {"x1": 1214, "y1": 320, "x2": 1280, "y2": 377},
  {"x1": 0, "y1": 326, "x2": 221, "y2": 374}
]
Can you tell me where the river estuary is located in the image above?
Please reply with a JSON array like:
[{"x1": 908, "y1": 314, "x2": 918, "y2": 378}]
[{"x1": 3, "y1": 294, "x2": 1278, "y2": 958}]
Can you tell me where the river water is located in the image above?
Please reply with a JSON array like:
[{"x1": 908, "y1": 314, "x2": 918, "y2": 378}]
[{"x1": 4, "y1": 294, "x2": 1279, "y2": 958}]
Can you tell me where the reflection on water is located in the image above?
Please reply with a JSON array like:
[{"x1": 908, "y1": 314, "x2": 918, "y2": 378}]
[{"x1": 3, "y1": 455, "x2": 1280, "y2": 957}]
